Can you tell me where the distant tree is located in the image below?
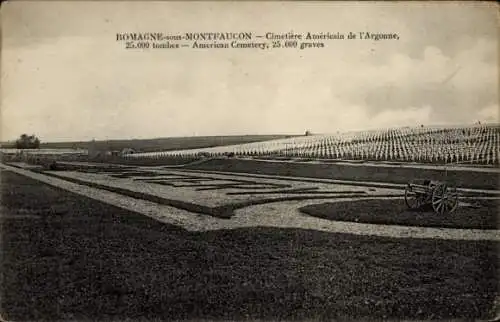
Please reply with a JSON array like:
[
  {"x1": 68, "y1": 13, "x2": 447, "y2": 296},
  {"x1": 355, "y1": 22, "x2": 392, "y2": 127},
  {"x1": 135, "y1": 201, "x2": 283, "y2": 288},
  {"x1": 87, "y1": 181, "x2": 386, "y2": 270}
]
[{"x1": 15, "y1": 133, "x2": 40, "y2": 149}]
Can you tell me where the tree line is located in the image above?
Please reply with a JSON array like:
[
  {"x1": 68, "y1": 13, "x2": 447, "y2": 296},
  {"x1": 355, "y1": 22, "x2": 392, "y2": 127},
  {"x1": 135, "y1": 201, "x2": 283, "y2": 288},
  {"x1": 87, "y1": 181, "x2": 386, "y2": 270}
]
[{"x1": 15, "y1": 134, "x2": 41, "y2": 149}]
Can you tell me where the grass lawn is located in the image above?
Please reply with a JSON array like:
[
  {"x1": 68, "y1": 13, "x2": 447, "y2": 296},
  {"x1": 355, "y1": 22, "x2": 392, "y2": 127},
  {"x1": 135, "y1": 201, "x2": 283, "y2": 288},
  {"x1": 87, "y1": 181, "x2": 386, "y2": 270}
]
[
  {"x1": 299, "y1": 199, "x2": 499, "y2": 230},
  {"x1": 1, "y1": 170, "x2": 498, "y2": 321},
  {"x1": 186, "y1": 158, "x2": 500, "y2": 190},
  {"x1": 36, "y1": 135, "x2": 295, "y2": 153}
]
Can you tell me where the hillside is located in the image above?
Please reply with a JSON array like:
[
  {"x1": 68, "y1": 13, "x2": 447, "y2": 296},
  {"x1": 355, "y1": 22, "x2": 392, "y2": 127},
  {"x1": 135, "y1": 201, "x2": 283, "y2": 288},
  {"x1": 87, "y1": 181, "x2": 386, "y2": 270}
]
[
  {"x1": 125, "y1": 124, "x2": 500, "y2": 165},
  {"x1": 3, "y1": 124, "x2": 499, "y2": 166},
  {"x1": 1, "y1": 135, "x2": 297, "y2": 152}
]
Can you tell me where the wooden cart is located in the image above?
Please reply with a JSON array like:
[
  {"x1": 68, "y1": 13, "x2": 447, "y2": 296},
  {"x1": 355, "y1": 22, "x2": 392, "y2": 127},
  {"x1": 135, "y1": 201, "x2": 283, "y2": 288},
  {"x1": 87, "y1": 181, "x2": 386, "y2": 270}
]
[{"x1": 404, "y1": 179, "x2": 459, "y2": 214}]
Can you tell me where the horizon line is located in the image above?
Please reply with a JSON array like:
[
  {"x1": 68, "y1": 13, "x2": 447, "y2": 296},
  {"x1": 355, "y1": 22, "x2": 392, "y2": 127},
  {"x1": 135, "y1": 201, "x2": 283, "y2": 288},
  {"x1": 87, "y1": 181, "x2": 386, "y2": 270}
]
[{"x1": 2, "y1": 122, "x2": 499, "y2": 145}]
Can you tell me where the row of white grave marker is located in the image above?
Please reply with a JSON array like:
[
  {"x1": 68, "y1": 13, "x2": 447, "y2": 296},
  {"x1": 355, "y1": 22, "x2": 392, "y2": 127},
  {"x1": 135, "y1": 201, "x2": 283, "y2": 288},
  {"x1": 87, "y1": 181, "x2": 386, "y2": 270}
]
[{"x1": 125, "y1": 125, "x2": 500, "y2": 165}]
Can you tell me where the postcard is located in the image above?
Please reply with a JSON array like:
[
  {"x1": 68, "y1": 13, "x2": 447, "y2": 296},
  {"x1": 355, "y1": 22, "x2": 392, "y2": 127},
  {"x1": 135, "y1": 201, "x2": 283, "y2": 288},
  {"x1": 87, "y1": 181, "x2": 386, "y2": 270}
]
[{"x1": 1, "y1": 1, "x2": 498, "y2": 321}]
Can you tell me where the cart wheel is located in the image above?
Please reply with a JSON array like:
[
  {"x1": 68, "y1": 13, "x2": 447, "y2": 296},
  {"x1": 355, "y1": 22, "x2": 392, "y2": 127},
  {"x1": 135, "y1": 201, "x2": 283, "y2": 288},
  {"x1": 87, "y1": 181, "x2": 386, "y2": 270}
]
[
  {"x1": 432, "y1": 183, "x2": 459, "y2": 214},
  {"x1": 405, "y1": 183, "x2": 424, "y2": 210}
]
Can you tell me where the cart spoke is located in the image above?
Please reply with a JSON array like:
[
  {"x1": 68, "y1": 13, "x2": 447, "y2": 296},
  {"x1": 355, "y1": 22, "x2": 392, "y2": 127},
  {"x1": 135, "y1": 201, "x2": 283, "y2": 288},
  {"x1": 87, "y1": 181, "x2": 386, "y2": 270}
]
[
  {"x1": 435, "y1": 201, "x2": 443, "y2": 212},
  {"x1": 441, "y1": 202, "x2": 448, "y2": 214},
  {"x1": 405, "y1": 185, "x2": 424, "y2": 210}
]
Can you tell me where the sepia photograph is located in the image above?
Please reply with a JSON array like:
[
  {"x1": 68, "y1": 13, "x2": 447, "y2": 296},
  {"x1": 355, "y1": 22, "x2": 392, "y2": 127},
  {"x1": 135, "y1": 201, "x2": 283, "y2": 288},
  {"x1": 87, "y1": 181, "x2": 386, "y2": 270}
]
[{"x1": 1, "y1": 1, "x2": 499, "y2": 321}]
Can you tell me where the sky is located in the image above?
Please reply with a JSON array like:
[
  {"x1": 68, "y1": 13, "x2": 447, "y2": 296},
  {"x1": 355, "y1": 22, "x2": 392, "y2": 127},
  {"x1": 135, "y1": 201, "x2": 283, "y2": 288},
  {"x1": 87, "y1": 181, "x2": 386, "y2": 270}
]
[{"x1": 1, "y1": 1, "x2": 498, "y2": 142}]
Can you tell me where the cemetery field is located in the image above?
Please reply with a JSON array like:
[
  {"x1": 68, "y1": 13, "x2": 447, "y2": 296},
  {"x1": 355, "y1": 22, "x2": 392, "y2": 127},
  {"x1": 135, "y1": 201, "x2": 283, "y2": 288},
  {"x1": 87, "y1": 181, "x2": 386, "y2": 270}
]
[
  {"x1": 124, "y1": 124, "x2": 500, "y2": 165},
  {"x1": 1, "y1": 161, "x2": 499, "y2": 321}
]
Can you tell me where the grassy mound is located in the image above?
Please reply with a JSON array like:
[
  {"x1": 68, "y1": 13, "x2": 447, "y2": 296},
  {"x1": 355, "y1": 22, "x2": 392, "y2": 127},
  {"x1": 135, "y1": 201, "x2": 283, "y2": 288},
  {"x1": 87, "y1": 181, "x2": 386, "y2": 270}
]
[{"x1": 299, "y1": 199, "x2": 499, "y2": 230}]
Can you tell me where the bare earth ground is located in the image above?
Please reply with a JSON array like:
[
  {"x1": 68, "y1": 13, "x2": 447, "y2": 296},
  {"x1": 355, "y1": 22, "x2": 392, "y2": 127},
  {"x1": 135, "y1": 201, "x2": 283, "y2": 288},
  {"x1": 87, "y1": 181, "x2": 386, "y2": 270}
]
[{"x1": 1, "y1": 169, "x2": 499, "y2": 321}]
